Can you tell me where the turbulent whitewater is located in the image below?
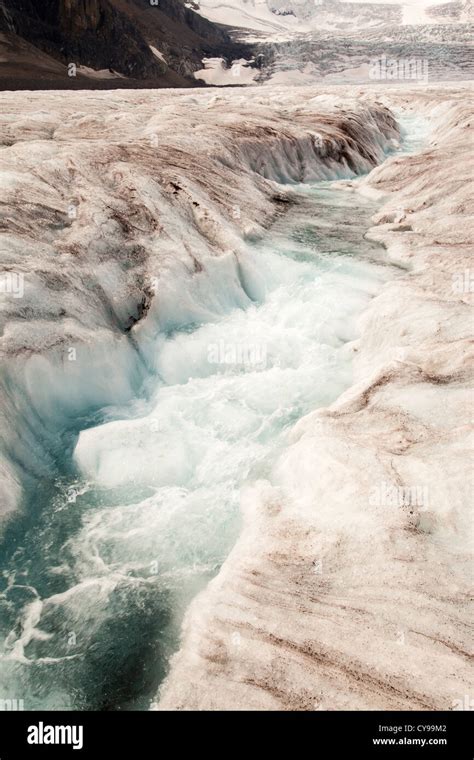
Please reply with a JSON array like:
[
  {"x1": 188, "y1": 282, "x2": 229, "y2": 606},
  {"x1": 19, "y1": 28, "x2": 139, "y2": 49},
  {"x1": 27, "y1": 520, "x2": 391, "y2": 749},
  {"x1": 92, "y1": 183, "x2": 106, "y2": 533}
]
[{"x1": 0, "y1": 85, "x2": 472, "y2": 710}]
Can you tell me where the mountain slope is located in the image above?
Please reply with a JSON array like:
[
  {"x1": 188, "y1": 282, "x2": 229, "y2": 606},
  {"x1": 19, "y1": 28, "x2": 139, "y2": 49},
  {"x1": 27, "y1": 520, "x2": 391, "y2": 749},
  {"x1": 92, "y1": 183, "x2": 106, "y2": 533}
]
[
  {"x1": 0, "y1": 0, "x2": 249, "y2": 88},
  {"x1": 189, "y1": 0, "x2": 402, "y2": 36},
  {"x1": 191, "y1": 0, "x2": 471, "y2": 37},
  {"x1": 111, "y1": 0, "x2": 250, "y2": 78}
]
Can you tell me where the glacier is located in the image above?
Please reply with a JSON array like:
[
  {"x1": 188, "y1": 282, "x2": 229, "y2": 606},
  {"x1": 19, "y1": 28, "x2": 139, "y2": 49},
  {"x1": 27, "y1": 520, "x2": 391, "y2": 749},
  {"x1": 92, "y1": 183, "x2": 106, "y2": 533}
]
[
  {"x1": 0, "y1": 83, "x2": 472, "y2": 710},
  {"x1": 0, "y1": 89, "x2": 399, "y2": 522},
  {"x1": 157, "y1": 87, "x2": 474, "y2": 710}
]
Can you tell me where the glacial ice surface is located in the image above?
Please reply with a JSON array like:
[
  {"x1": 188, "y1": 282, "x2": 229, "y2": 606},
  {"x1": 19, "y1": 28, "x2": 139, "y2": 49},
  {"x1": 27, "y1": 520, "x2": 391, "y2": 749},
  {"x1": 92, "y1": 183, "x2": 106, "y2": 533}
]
[{"x1": 0, "y1": 180, "x2": 396, "y2": 710}]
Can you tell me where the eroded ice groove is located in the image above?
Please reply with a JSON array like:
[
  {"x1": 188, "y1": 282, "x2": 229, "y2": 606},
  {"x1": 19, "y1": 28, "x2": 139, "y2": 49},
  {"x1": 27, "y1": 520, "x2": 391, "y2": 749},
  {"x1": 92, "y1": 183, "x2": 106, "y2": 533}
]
[
  {"x1": 0, "y1": 95, "x2": 400, "y2": 523},
  {"x1": 0, "y1": 100, "x2": 434, "y2": 709},
  {"x1": 0, "y1": 173, "x2": 404, "y2": 710},
  {"x1": 158, "y1": 99, "x2": 474, "y2": 711}
]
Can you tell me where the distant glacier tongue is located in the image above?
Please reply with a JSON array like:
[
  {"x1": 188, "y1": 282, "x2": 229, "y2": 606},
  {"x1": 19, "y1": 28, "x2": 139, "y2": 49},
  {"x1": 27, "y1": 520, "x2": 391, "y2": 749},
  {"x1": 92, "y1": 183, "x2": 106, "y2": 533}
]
[{"x1": 0, "y1": 176, "x2": 400, "y2": 710}]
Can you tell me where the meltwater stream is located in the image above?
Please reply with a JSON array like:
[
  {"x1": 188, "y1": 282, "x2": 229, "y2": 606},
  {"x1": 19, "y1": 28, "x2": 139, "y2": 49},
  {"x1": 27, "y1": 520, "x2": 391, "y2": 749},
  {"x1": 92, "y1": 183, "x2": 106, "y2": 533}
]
[{"x1": 0, "y1": 119, "x2": 426, "y2": 710}]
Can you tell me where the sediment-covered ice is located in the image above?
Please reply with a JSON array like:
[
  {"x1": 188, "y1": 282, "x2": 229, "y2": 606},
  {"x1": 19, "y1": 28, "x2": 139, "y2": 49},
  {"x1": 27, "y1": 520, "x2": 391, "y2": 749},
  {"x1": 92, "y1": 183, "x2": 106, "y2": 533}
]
[
  {"x1": 0, "y1": 84, "x2": 472, "y2": 711},
  {"x1": 155, "y1": 87, "x2": 473, "y2": 710},
  {"x1": 0, "y1": 88, "x2": 399, "y2": 519}
]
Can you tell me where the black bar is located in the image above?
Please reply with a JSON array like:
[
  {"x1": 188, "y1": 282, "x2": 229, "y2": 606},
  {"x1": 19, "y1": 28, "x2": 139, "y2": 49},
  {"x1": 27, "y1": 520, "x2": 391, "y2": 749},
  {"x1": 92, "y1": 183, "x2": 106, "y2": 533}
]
[{"x1": 0, "y1": 710, "x2": 471, "y2": 757}]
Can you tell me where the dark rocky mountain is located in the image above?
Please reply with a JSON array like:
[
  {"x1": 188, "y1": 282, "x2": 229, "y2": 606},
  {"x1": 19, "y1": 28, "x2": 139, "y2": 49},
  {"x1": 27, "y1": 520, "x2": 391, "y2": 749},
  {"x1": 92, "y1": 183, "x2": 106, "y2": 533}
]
[{"x1": 0, "y1": 0, "x2": 252, "y2": 89}]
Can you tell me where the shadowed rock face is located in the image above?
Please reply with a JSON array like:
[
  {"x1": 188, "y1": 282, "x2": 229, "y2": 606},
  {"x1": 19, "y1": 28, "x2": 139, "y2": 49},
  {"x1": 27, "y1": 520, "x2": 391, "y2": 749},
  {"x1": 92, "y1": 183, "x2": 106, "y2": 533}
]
[
  {"x1": 0, "y1": 0, "x2": 164, "y2": 78},
  {"x1": 60, "y1": 0, "x2": 105, "y2": 33},
  {"x1": 0, "y1": 0, "x2": 247, "y2": 87},
  {"x1": 111, "y1": 0, "x2": 251, "y2": 78}
]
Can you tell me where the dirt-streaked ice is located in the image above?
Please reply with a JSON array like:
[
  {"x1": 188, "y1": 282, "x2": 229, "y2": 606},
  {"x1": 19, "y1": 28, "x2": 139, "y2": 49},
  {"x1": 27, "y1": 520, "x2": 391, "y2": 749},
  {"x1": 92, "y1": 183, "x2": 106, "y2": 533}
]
[{"x1": 0, "y1": 84, "x2": 472, "y2": 710}]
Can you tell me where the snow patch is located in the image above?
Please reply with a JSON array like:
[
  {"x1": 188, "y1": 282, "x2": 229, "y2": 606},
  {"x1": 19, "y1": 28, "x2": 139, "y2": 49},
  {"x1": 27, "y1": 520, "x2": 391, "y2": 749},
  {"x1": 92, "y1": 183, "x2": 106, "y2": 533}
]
[
  {"x1": 149, "y1": 45, "x2": 166, "y2": 64},
  {"x1": 195, "y1": 57, "x2": 259, "y2": 85}
]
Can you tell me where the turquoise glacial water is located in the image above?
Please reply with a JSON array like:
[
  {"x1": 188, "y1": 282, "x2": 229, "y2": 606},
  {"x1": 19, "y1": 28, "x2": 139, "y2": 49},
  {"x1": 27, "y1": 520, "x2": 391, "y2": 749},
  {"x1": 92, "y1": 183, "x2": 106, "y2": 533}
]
[{"x1": 0, "y1": 119, "x2": 428, "y2": 710}]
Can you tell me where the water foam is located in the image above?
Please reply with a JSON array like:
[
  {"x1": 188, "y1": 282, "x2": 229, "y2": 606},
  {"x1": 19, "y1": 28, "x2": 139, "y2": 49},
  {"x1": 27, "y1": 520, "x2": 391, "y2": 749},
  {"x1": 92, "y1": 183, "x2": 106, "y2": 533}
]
[{"x1": 0, "y1": 178, "x2": 398, "y2": 709}]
